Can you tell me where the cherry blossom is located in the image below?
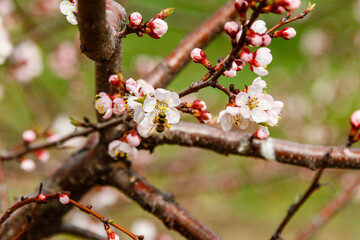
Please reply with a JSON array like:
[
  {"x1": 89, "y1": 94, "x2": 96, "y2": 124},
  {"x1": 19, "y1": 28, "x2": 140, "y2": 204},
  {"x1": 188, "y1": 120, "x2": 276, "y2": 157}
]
[
  {"x1": 10, "y1": 41, "x2": 43, "y2": 82},
  {"x1": 95, "y1": 92, "x2": 113, "y2": 119},
  {"x1": 20, "y1": 158, "x2": 36, "y2": 172},
  {"x1": 108, "y1": 140, "x2": 138, "y2": 158},
  {"x1": 250, "y1": 20, "x2": 267, "y2": 35},
  {"x1": 143, "y1": 88, "x2": 181, "y2": 124},
  {"x1": 22, "y1": 129, "x2": 37, "y2": 142},
  {"x1": 60, "y1": 0, "x2": 78, "y2": 25},
  {"x1": 276, "y1": 0, "x2": 301, "y2": 11},
  {"x1": 275, "y1": 27, "x2": 297, "y2": 40},
  {"x1": 127, "y1": 96, "x2": 146, "y2": 123},
  {"x1": 0, "y1": 18, "x2": 13, "y2": 64},
  {"x1": 217, "y1": 106, "x2": 249, "y2": 131},
  {"x1": 250, "y1": 47, "x2": 273, "y2": 76},
  {"x1": 224, "y1": 21, "x2": 239, "y2": 38},
  {"x1": 253, "y1": 128, "x2": 269, "y2": 140},
  {"x1": 145, "y1": 18, "x2": 168, "y2": 39},
  {"x1": 129, "y1": 12, "x2": 143, "y2": 27},
  {"x1": 136, "y1": 114, "x2": 153, "y2": 138},
  {"x1": 112, "y1": 97, "x2": 126, "y2": 115},
  {"x1": 126, "y1": 131, "x2": 141, "y2": 147}
]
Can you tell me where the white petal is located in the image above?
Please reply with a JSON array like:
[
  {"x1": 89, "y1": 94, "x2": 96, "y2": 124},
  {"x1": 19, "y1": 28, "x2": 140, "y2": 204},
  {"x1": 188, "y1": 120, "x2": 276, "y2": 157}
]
[
  {"x1": 170, "y1": 92, "x2": 181, "y2": 106},
  {"x1": 137, "y1": 115, "x2": 153, "y2": 138},
  {"x1": 226, "y1": 106, "x2": 241, "y2": 116},
  {"x1": 255, "y1": 47, "x2": 272, "y2": 66},
  {"x1": 238, "y1": 118, "x2": 249, "y2": 129},
  {"x1": 221, "y1": 115, "x2": 234, "y2": 131},
  {"x1": 166, "y1": 108, "x2": 180, "y2": 124},
  {"x1": 252, "y1": 66, "x2": 268, "y2": 77},
  {"x1": 133, "y1": 106, "x2": 145, "y2": 123},
  {"x1": 143, "y1": 97, "x2": 156, "y2": 113},
  {"x1": 154, "y1": 88, "x2": 171, "y2": 101},
  {"x1": 251, "y1": 108, "x2": 269, "y2": 123},
  {"x1": 235, "y1": 92, "x2": 248, "y2": 106},
  {"x1": 217, "y1": 110, "x2": 227, "y2": 123},
  {"x1": 66, "y1": 14, "x2": 78, "y2": 25},
  {"x1": 240, "y1": 105, "x2": 251, "y2": 119},
  {"x1": 60, "y1": 1, "x2": 75, "y2": 15}
]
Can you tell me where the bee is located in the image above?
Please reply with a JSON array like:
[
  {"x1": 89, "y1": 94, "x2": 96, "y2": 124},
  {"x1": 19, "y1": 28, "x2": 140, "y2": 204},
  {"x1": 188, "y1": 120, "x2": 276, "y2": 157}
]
[{"x1": 148, "y1": 111, "x2": 172, "y2": 139}]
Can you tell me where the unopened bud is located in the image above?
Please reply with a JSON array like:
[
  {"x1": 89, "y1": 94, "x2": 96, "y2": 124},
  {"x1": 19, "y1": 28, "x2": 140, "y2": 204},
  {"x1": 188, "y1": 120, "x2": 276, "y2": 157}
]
[
  {"x1": 240, "y1": 47, "x2": 253, "y2": 62},
  {"x1": 106, "y1": 228, "x2": 120, "y2": 240},
  {"x1": 36, "y1": 194, "x2": 47, "y2": 203},
  {"x1": 190, "y1": 48, "x2": 211, "y2": 68},
  {"x1": 22, "y1": 129, "x2": 37, "y2": 143},
  {"x1": 34, "y1": 149, "x2": 50, "y2": 162},
  {"x1": 275, "y1": 27, "x2": 296, "y2": 40},
  {"x1": 157, "y1": 8, "x2": 175, "y2": 20},
  {"x1": 351, "y1": 110, "x2": 360, "y2": 129},
  {"x1": 234, "y1": 0, "x2": 249, "y2": 17},
  {"x1": 109, "y1": 74, "x2": 121, "y2": 86},
  {"x1": 253, "y1": 128, "x2": 269, "y2": 140},
  {"x1": 129, "y1": 12, "x2": 143, "y2": 27},
  {"x1": 20, "y1": 158, "x2": 36, "y2": 172},
  {"x1": 126, "y1": 130, "x2": 141, "y2": 147},
  {"x1": 145, "y1": 18, "x2": 168, "y2": 39},
  {"x1": 224, "y1": 21, "x2": 239, "y2": 38},
  {"x1": 59, "y1": 193, "x2": 70, "y2": 205}
]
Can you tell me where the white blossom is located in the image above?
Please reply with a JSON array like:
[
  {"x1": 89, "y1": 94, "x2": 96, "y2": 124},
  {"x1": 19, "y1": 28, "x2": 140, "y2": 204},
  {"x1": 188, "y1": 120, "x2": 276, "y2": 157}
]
[
  {"x1": 60, "y1": 0, "x2": 78, "y2": 25},
  {"x1": 108, "y1": 140, "x2": 138, "y2": 158},
  {"x1": 217, "y1": 106, "x2": 249, "y2": 131},
  {"x1": 251, "y1": 47, "x2": 273, "y2": 76}
]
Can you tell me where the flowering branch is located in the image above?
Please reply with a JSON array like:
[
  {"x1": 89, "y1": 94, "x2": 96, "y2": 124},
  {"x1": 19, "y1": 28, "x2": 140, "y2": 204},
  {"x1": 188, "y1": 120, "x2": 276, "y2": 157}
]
[
  {"x1": 270, "y1": 151, "x2": 330, "y2": 240},
  {"x1": 107, "y1": 167, "x2": 222, "y2": 240},
  {"x1": 142, "y1": 121, "x2": 360, "y2": 170},
  {"x1": 296, "y1": 174, "x2": 360, "y2": 240},
  {"x1": 0, "y1": 117, "x2": 125, "y2": 161},
  {"x1": 145, "y1": 0, "x2": 238, "y2": 89},
  {"x1": 0, "y1": 192, "x2": 141, "y2": 240}
]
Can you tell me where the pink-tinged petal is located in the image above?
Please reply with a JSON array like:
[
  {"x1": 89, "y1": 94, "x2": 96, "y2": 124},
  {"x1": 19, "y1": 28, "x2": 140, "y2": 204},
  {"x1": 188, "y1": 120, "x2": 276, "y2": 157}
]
[
  {"x1": 226, "y1": 106, "x2": 241, "y2": 116},
  {"x1": 251, "y1": 20, "x2": 267, "y2": 34},
  {"x1": 252, "y1": 66, "x2": 268, "y2": 76},
  {"x1": 260, "y1": 125, "x2": 270, "y2": 136},
  {"x1": 235, "y1": 92, "x2": 248, "y2": 106},
  {"x1": 137, "y1": 115, "x2": 153, "y2": 138},
  {"x1": 143, "y1": 97, "x2": 156, "y2": 112},
  {"x1": 166, "y1": 108, "x2": 180, "y2": 124},
  {"x1": 22, "y1": 129, "x2": 37, "y2": 142},
  {"x1": 103, "y1": 108, "x2": 113, "y2": 119},
  {"x1": 240, "y1": 105, "x2": 251, "y2": 119},
  {"x1": 221, "y1": 114, "x2": 234, "y2": 131},
  {"x1": 217, "y1": 110, "x2": 227, "y2": 123},
  {"x1": 266, "y1": 110, "x2": 279, "y2": 126},
  {"x1": 223, "y1": 69, "x2": 237, "y2": 78},
  {"x1": 255, "y1": 47, "x2": 272, "y2": 66},
  {"x1": 127, "y1": 132, "x2": 141, "y2": 147},
  {"x1": 108, "y1": 140, "x2": 121, "y2": 157},
  {"x1": 251, "y1": 108, "x2": 269, "y2": 123}
]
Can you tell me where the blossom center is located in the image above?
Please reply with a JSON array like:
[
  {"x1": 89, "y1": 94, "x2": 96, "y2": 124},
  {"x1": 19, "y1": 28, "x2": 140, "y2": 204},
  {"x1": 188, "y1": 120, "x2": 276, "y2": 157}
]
[
  {"x1": 247, "y1": 97, "x2": 259, "y2": 110},
  {"x1": 155, "y1": 100, "x2": 169, "y2": 112}
]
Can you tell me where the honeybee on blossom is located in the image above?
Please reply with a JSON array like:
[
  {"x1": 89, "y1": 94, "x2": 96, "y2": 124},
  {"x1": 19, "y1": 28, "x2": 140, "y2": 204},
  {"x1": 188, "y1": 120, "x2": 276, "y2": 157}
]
[{"x1": 148, "y1": 110, "x2": 172, "y2": 139}]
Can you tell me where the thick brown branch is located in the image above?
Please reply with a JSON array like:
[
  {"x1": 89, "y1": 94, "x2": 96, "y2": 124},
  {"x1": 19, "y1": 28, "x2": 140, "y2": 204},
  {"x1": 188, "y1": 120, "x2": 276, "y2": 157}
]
[
  {"x1": 141, "y1": 122, "x2": 360, "y2": 170},
  {"x1": 77, "y1": 0, "x2": 126, "y2": 62},
  {"x1": 144, "y1": 0, "x2": 237, "y2": 89},
  {"x1": 107, "y1": 168, "x2": 222, "y2": 240},
  {"x1": 296, "y1": 174, "x2": 360, "y2": 240}
]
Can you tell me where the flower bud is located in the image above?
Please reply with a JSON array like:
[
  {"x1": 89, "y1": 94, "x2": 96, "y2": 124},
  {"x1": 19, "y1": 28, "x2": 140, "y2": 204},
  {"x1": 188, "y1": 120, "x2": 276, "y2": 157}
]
[
  {"x1": 234, "y1": 0, "x2": 249, "y2": 17},
  {"x1": 109, "y1": 74, "x2": 121, "y2": 86},
  {"x1": 192, "y1": 100, "x2": 207, "y2": 111},
  {"x1": 36, "y1": 194, "x2": 47, "y2": 203},
  {"x1": 34, "y1": 149, "x2": 50, "y2": 162},
  {"x1": 129, "y1": 12, "x2": 143, "y2": 27},
  {"x1": 224, "y1": 21, "x2": 239, "y2": 38},
  {"x1": 261, "y1": 34, "x2": 272, "y2": 46},
  {"x1": 145, "y1": 18, "x2": 168, "y2": 39},
  {"x1": 190, "y1": 48, "x2": 211, "y2": 68},
  {"x1": 126, "y1": 131, "x2": 141, "y2": 147},
  {"x1": 253, "y1": 128, "x2": 269, "y2": 140},
  {"x1": 20, "y1": 158, "x2": 36, "y2": 172},
  {"x1": 275, "y1": 27, "x2": 296, "y2": 40},
  {"x1": 22, "y1": 129, "x2": 37, "y2": 143},
  {"x1": 240, "y1": 48, "x2": 253, "y2": 62},
  {"x1": 106, "y1": 228, "x2": 120, "y2": 240},
  {"x1": 234, "y1": 59, "x2": 245, "y2": 71},
  {"x1": 276, "y1": 0, "x2": 301, "y2": 11},
  {"x1": 351, "y1": 110, "x2": 360, "y2": 129},
  {"x1": 59, "y1": 193, "x2": 70, "y2": 205}
]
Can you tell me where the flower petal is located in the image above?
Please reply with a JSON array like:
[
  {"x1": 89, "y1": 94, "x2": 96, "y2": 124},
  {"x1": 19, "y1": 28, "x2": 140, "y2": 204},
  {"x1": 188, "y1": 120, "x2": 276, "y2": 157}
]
[
  {"x1": 143, "y1": 97, "x2": 156, "y2": 113},
  {"x1": 251, "y1": 108, "x2": 269, "y2": 123},
  {"x1": 166, "y1": 108, "x2": 180, "y2": 124}
]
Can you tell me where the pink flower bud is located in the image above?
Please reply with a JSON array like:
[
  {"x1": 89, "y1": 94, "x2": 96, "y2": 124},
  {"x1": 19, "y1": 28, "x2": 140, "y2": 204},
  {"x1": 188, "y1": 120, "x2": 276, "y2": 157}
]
[
  {"x1": 36, "y1": 194, "x2": 47, "y2": 203},
  {"x1": 192, "y1": 100, "x2": 207, "y2": 111},
  {"x1": 351, "y1": 110, "x2": 360, "y2": 129},
  {"x1": 276, "y1": 0, "x2": 301, "y2": 11},
  {"x1": 223, "y1": 62, "x2": 237, "y2": 78},
  {"x1": 190, "y1": 48, "x2": 206, "y2": 63},
  {"x1": 126, "y1": 131, "x2": 141, "y2": 147},
  {"x1": 22, "y1": 129, "x2": 37, "y2": 143},
  {"x1": 276, "y1": 27, "x2": 296, "y2": 40},
  {"x1": 109, "y1": 74, "x2": 121, "y2": 86},
  {"x1": 129, "y1": 12, "x2": 143, "y2": 27},
  {"x1": 106, "y1": 228, "x2": 120, "y2": 240},
  {"x1": 261, "y1": 34, "x2": 272, "y2": 46},
  {"x1": 34, "y1": 149, "x2": 50, "y2": 162},
  {"x1": 253, "y1": 128, "x2": 269, "y2": 140},
  {"x1": 126, "y1": 78, "x2": 138, "y2": 94},
  {"x1": 59, "y1": 193, "x2": 70, "y2": 205},
  {"x1": 112, "y1": 98, "x2": 126, "y2": 115},
  {"x1": 234, "y1": 0, "x2": 249, "y2": 16},
  {"x1": 224, "y1": 21, "x2": 239, "y2": 38},
  {"x1": 240, "y1": 48, "x2": 253, "y2": 62},
  {"x1": 146, "y1": 18, "x2": 168, "y2": 39},
  {"x1": 20, "y1": 158, "x2": 36, "y2": 172},
  {"x1": 247, "y1": 32, "x2": 263, "y2": 47},
  {"x1": 234, "y1": 59, "x2": 245, "y2": 71}
]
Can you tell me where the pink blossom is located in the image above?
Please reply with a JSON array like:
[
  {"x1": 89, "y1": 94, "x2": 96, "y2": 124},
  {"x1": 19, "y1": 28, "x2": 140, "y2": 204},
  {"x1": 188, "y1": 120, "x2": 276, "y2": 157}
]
[
  {"x1": 109, "y1": 74, "x2": 121, "y2": 86},
  {"x1": 129, "y1": 12, "x2": 143, "y2": 27},
  {"x1": 59, "y1": 193, "x2": 70, "y2": 205},
  {"x1": 277, "y1": 0, "x2": 301, "y2": 11},
  {"x1": 261, "y1": 34, "x2": 272, "y2": 46},
  {"x1": 126, "y1": 131, "x2": 141, "y2": 147},
  {"x1": 190, "y1": 48, "x2": 207, "y2": 63},
  {"x1": 145, "y1": 18, "x2": 168, "y2": 39},
  {"x1": 95, "y1": 92, "x2": 113, "y2": 119},
  {"x1": 275, "y1": 27, "x2": 296, "y2": 40},
  {"x1": 351, "y1": 110, "x2": 360, "y2": 129},
  {"x1": 224, "y1": 21, "x2": 239, "y2": 38},
  {"x1": 34, "y1": 149, "x2": 50, "y2": 162},
  {"x1": 253, "y1": 128, "x2": 269, "y2": 140},
  {"x1": 240, "y1": 48, "x2": 253, "y2": 63},
  {"x1": 126, "y1": 78, "x2": 138, "y2": 94},
  {"x1": 10, "y1": 41, "x2": 43, "y2": 82},
  {"x1": 49, "y1": 41, "x2": 78, "y2": 79},
  {"x1": 112, "y1": 97, "x2": 126, "y2": 115},
  {"x1": 20, "y1": 158, "x2": 36, "y2": 172},
  {"x1": 22, "y1": 129, "x2": 37, "y2": 142},
  {"x1": 250, "y1": 47, "x2": 273, "y2": 76},
  {"x1": 36, "y1": 194, "x2": 47, "y2": 202}
]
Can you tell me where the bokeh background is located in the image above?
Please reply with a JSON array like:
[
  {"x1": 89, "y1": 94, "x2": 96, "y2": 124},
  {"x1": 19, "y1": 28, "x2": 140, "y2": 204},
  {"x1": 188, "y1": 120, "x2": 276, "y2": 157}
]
[{"x1": 1, "y1": 0, "x2": 360, "y2": 239}]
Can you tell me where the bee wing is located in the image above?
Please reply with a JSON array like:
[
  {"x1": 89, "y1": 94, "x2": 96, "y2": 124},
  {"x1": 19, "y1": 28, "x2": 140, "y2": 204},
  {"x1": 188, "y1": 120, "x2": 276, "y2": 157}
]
[
  {"x1": 162, "y1": 126, "x2": 173, "y2": 139},
  {"x1": 148, "y1": 125, "x2": 159, "y2": 136}
]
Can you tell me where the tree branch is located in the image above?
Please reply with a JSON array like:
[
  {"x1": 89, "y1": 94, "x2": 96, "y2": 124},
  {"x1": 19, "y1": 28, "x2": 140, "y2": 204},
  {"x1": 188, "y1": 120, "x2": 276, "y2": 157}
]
[
  {"x1": 144, "y1": 0, "x2": 237, "y2": 89},
  {"x1": 141, "y1": 122, "x2": 360, "y2": 170},
  {"x1": 106, "y1": 167, "x2": 222, "y2": 240},
  {"x1": 59, "y1": 223, "x2": 105, "y2": 240}
]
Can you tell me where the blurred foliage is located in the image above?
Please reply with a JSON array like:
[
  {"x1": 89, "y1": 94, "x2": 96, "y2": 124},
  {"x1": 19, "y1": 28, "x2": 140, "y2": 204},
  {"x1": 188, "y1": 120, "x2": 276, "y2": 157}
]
[{"x1": 1, "y1": 0, "x2": 360, "y2": 239}]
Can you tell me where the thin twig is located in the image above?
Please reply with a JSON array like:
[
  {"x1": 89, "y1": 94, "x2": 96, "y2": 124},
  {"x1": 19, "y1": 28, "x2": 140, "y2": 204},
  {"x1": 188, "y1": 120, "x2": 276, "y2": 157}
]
[{"x1": 59, "y1": 223, "x2": 106, "y2": 240}]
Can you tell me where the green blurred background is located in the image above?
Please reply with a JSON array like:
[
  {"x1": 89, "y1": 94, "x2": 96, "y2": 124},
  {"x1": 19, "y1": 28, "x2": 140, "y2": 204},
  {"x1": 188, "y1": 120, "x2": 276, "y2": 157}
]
[{"x1": 1, "y1": 0, "x2": 360, "y2": 239}]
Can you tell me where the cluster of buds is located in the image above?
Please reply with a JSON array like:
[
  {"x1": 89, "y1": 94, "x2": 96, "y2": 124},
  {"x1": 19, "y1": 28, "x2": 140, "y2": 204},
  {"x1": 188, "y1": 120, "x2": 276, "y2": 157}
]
[
  {"x1": 184, "y1": 100, "x2": 213, "y2": 124},
  {"x1": 126, "y1": 8, "x2": 174, "y2": 39},
  {"x1": 108, "y1": 130, "x2": 141, "y2": 158},
  {"x1": 348, "y1": 110, "x2": 360, "y2": 146},
  {"x1": 95, "y1": 91, "x2": 126, "y2": 120}
]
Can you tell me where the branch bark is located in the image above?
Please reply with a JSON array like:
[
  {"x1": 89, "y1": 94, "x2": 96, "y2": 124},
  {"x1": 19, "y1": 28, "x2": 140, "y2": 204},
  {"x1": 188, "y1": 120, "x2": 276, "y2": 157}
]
[
  {"x1": 106, "y1": 167, "x2": 222, "y2": 240},
  {"x1": 59, "y1": 223, "x2": 106, "y2": 240},
  {"x1": 144, "y1": 0, "x2": 237, "y2": 89},
  {"x1": 142, "y1": 122, "x2": 360, "y2": 170}
]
